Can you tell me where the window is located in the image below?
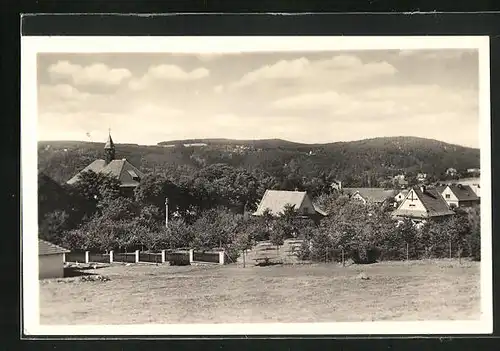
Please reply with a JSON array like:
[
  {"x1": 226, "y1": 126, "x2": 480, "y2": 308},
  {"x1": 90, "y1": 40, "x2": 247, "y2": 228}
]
[
  {"x1": 409, "y1": 204, "x2": 416, "y2": 207},
  {"x1": 445, "y1": 194, "x2": 450, "y2": 199},
  {"x1": 127, "y1": 170, "x2": 140, "y2": 181}
]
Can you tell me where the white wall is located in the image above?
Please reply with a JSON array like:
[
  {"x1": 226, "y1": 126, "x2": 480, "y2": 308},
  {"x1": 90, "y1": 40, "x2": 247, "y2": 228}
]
[
  {"x1": 395, "y1": 193, "x2": 406, "y2": 202},
  {"x1": 441, "y1": 186, "x2": 459, "y2": 207},
  {"x1": 39, "y1": 254, "x2": 64, "y2": 279}
]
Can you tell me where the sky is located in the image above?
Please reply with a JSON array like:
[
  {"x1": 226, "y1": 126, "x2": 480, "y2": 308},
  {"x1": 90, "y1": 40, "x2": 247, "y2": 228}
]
[{"x1": 37, "y1": 48, "x2": 480, "y2": 148}]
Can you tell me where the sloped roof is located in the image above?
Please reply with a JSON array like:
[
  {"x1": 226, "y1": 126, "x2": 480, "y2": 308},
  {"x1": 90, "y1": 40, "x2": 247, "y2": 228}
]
[
  {"x1": 448, "y1": 184, "x2": 480, "y2": 201},
  {"x1": 39, "y1": 239, "x2": 70, "y2": 256},
  {"x1": 66, "y1": 159, "x2": 144, "y2": 187},
  {"x1": 344, "y1": 188, "x2": 397, "y2": 203},
  {"x1": 395, "y1": 190, "x2": 409, "y2": 197},
  {"x1": 435, "y1": 185, "x2": 447, "y2": 194},
  {"x1": 392, "y1": 186, "x2": 454, "y2": 219},
  {"x1": 253, "y1": 190, "x2": 326, "y2": 216}
]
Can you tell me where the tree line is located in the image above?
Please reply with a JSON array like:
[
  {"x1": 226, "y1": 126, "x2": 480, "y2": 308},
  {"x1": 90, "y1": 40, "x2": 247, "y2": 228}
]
[{"x1": 38, "y1": 166, "x2": 480, "y2": 263}]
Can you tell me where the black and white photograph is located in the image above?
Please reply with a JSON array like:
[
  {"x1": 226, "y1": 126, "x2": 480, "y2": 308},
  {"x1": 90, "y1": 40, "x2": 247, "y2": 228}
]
[{"x1": 21, "y1": 36, "x2": 492, "y2": 335}]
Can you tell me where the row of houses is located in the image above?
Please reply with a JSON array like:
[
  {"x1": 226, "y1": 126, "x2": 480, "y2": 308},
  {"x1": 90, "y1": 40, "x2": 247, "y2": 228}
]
[{"x1": 250, "y1": 182, "x2": 479, "y2": 228}]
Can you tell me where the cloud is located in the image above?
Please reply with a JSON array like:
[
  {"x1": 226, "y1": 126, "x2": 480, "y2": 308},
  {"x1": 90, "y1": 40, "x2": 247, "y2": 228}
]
[
  {"x1": 48, "y1": 60, "x2": 132, "y2": 86},
  {"x1": 398, "y1": 49, "x2": 475, "y2": 60},
  {"x1": 271, "y1": 84, "x2": 477, "y2": 124},
  {"x1": 38, "y1": 84, "x2": 91, "y2": 102},
  {"x1": 38, "y1": 100, "x2": 186, "y2": 144},
  {"x1": 231, "y1": 55, "x2": 397, "y2": 89},
  {"x1": 129, "y1": 64, "x2": 210, "y2": 91},
  {"x1": 214, "y1": 85, "x2": 224, "y2": 94},
  {"x1": 195, "y1": 53, "x2": 242, "y2": 62},
  {"x1": 233, "y1": 58, "x2": 310, "y2": 88}
]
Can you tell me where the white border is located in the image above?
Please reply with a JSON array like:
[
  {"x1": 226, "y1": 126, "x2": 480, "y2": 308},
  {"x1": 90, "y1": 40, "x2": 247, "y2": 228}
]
[{"x1": 21, "y1": 36, "x2": 492, "y2": 336}]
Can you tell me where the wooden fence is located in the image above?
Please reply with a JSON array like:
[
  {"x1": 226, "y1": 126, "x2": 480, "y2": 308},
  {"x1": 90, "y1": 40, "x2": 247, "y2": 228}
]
[
  {"x1": 193, "y1": 251, "x2": 220, "y2": 264},
  {"x1": 64, "y1": 249, "x2": 225, "y2": 266}
]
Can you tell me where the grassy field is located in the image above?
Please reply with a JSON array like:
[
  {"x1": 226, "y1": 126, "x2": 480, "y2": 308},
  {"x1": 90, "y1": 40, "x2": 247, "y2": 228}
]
[{"x1": 39, "y1": 259, "x2": 480, "y2": 324}]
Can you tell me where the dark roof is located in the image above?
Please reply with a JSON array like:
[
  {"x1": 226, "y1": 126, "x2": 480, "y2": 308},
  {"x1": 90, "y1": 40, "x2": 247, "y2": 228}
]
[
  {"x1": 448, "y1": 184, "x2": 480, "y2": 201},
  {"x1": 66, "y1": 159, "x2": 144, "y2": 187},
  {"x1": 435, "y1": 185, "x2": 447, "y2": 193},
  {"x1": 344, "y1": 188, "x2": 397, "y2": 203},
  {"x1": 392, "y1": 186, "x2": 454, "y2": 219},
  {"x1": 39, "y1": 239, "x2": 70, "y2": 256}
]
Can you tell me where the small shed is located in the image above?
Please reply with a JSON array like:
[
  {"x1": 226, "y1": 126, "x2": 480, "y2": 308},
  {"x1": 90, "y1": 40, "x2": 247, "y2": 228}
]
[{"x1": 39, "y1": 239, "x2": 70, "y2": 279}]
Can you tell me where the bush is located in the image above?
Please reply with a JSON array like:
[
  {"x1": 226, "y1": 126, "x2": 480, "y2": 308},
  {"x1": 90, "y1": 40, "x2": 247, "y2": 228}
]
[
  {"x1": 350, "y1": 245, "x2": 381, "y2": 264},
  {"x1": 39, "y1": 210, "x2": 70, "y2": 245}
]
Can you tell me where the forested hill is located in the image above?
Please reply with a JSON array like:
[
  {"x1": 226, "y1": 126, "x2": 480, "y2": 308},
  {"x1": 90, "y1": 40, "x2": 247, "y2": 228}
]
[{"x1": 38, "y1": 136, "x2": 480, "y2": 188}]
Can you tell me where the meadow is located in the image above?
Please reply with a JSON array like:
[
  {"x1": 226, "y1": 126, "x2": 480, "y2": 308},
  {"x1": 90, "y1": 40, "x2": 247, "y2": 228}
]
[{"x1": 39, "y1": 259, "x2": 480, "y2": 325}]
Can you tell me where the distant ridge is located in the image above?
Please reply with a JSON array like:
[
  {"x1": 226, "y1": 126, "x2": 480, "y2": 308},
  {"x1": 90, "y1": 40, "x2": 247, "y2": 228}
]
[
  {"x1": 156, "y1": 136, "x2": 478, "y2": 150},
  {"x1": 38, "y1": 136, "x2": 479, "y2": 151},
  {"x1": 38, "y1": 135, "x2": 480, "y2": 186}
]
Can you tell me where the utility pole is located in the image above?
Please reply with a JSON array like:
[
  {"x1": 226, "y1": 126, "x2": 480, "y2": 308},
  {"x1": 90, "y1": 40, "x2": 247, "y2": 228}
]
[{"x1": 165, "y1": 197, "x2": 169, "y2": 228}]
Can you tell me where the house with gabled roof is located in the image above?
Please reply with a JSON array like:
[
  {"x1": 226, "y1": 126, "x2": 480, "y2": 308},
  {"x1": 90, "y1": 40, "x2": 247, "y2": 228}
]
[
  {"x1": 330, "y1": 180, "x2": 342, "y2": 191},
  {"x1": 39, "y1": 239, "x2": 70, "y2": 279},
  {"x1": 253, "y1": 190, "x2": 327, "y2": 222},
  {"x1": 439, "y1": 184, "x2": 480, "y2": 208},
  {"x1": 66, "y1": 133, "x2": 144, "y2": 196},
  {"x1": 392, "y1": 185, "x2": 454, "y2": 221},
  {"x1": 343, "y1": 188, "x2": 397, "y2": 205},
  {"x1": 394, "y1": 189, "x2": 409, "y2": 203}
]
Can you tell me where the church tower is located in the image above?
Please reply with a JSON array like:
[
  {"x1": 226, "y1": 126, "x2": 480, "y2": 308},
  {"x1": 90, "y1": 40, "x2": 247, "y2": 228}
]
[{"x1": 104, "y1": 131, "x2": 115, "y2": 164}]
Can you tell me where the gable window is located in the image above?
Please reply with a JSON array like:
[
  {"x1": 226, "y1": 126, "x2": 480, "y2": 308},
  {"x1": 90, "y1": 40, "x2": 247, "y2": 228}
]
[
  {"x1": 409, "y1": 204, "x2": 416, "y2": 207},
  {"x1": 445, "y1": 194, "x2": 450, "y2": 199},
  {"x1": 127, "y1": 170, "x2": 140, "y2": 182}
]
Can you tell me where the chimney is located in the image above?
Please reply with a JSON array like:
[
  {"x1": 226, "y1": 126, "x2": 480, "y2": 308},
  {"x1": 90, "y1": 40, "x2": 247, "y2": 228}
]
[
  {"x1": 420, "y1": 185, "x2": 426, "y2": 193},
  {"x1": 338, "y1": 181, "x2": 342, "y2": 191}
]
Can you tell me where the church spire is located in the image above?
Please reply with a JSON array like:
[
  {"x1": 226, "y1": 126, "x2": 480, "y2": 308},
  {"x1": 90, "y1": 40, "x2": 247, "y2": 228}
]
[{"x1": 104, "y1": 129, "x2": 115, "y2": 164}]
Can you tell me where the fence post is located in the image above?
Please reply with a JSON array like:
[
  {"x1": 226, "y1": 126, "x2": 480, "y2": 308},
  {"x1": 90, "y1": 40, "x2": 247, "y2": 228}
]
[
  {"x1": 135, "y1": 250, "x2": 140, "y2": 263},
  {"x1": 161, "y1": 250, "x2": 166, "y2": 264},
  {"x1": 189, "y1": 249, "x2": 194, "y2": 264},
  {"x1": 85, "y1": 251, "x2": 89, "y2": 264},
  {"x1": 406, "y1": 242, "x2": 409, "y2": 261},
  {"x1": 109, "y1": 250, "x2": 114, "y2": 264},
  {"x1": 219, "y1": 250, "x2": 225, "y2": 265},
  {"x1": 62, "y1": 253, "x2": 66, "y2": 263},
  {"x1": 342, "y1": 248, "x2": 345, "y2": 267}
]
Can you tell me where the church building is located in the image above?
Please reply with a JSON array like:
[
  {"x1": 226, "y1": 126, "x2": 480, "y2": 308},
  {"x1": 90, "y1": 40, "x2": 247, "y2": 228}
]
[{"x1": 66, "y1": 133, "x2": 145, "y2": 197}]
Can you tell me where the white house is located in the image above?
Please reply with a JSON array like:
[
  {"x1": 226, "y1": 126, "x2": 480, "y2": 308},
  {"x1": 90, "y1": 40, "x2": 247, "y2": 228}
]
[
  {"x1": 446, "y1": 168, "x2": 458, "y2": 176},
  {"x1": 392, "y1": 186, "x2": 454, "y2": 222},
  {"x1": 417, "y1": 173, "x2": 427, "y2": 182},
  {"x1": 438, "y1": 184, "x2": 480, "y2": 208},
  {"x1": 330, "y1": 180, "x2": 342, "y2": 191},
  {"x1": 441, "y1": 177, "x2": 480, "y2": 196},
  {"x1": 39, "y1": 239, "x2": 70, "y2": 279}
]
